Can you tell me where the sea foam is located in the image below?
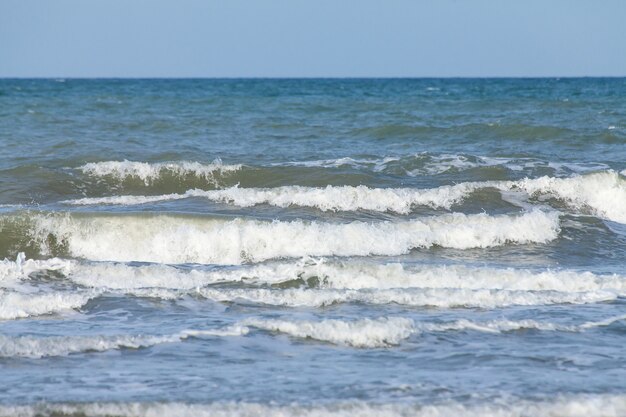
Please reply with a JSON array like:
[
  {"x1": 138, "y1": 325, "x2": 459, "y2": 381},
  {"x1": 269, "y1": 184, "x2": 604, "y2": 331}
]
[
  {"x1": 0, "y1": 290, "x2": 96, "y2": 320},
  {"x1": 0, "y1": 326, "x2": 248, "y2": 358},
  {"x1": 28, "y1": 210, "x2": 559, "y2": 264},
  {"x1": 1, "y1": 315, "x2": 622, "y2": 358},
  {"x1": 78, "y1": 159, "x2": 242, "y2": 185},
  {"x1": 512, "y1": 171, "x2": 626, "y2": 224},
  {"x1": 59, "y1": 258, "x2": 626, "y2": 294},
  {"x1": 243, "y1": 315, "x2": 626, "y2": 347},
  {"x1": 6, "y1": 253, "x2": 623, "y2": 310},
  {"x1": 64, "y1": 171, "x2": 626, "y2": 223},
  {"x1": 64, "y1": 183, "x2": 481, "y2": 211},
  {"x1": 196, "y1": 287, "x2": 617, "y2": 308},
  {"x1": 243, "y1": 317, "x2": 414, "y2": 348}
]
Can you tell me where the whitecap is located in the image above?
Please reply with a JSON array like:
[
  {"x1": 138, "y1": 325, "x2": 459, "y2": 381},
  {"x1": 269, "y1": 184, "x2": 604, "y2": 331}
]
[
  {"x1": 0, "y1": 325, "x2": 248, "y2": 358},
  {"x1": 62, "y1": 171, "x2": 626, "y2": 224},
  {"x1": 28, "y1": 210, "x2": 560, "y2": 264},
  {"x1": 196, "y1": 287, "x2": 617, "y2": 308},
  {"x1": 0, "y1": 290, "x2": 97, "y2": 320},
  {"x1": 78, "y1": 159, "x2": 242, "y2": 185}
]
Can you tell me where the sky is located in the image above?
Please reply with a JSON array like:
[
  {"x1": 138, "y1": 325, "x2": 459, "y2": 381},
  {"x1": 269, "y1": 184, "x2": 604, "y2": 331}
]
[{"x1": 1, "y1": 0, "x2": 625, "y2": 78}]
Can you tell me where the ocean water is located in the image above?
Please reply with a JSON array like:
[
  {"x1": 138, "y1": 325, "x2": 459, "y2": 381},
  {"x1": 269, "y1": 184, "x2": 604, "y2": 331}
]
[{"x1": 0, "y1": 78, "x2": 625, "y2": 417}]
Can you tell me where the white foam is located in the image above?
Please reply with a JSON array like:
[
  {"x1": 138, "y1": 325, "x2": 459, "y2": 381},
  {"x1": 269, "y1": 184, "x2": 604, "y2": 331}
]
[
  {"x1": 62, "y1": 258, "x2": 626, "y2": 295},
  {"x1": 239, "y1": 259, "x2": 625, "y2": 293},
  {"x1": 2, "y1": 395, "x2": 625, "y2": 417},
  {"x1": 279, "y1": 154, "x2": 505, "y2": 175},
  {"x1": 64, "y1": 183, "x2": 482, "y2": 211},
  {"x1": 7, "y1": 253, "x2": 622, "y2": 310},
  {"x1": 276, "y1": 156, "x2": 386, "y2": 169},
  {"x1": 416, "y1": 153, "x2": 488, "y2": 175},
  {"x1": 243, "y1": 317, "x2": 414, "y2": 348},
  {"x1": 512, "y1": 171, "x2": 626, "y2": 224},
  {"x1": 78, "y1": 159, "x2": 242, "y2": 185},
  {"x1": 414, "y1": 317, "x2": 625, "y2": 333},
  {"x1": 0, "y1": 325, "x2": 248, "y2": 358},
  {"x1": 29, "y1": 211, "x2": 559, "y2": 264},
  {"x1": 0, "y1": 290, "x2": 96, "y2": 320},
  {"x1": 241, "y1": 316, "x2": 626, "y2": 348},
  {"x1": 62, "y1": 171, "x2": 625, "y2": 224},
  {"x1": 65, "y1": 262, "x2": 226, "y2": 290},
  {"x1": 245, "y1": 315, "x2": 626, "y2": 346},
  {"x1": 2, "y1": 313, "x2": 620, "y2": 358},
  {"x1": 0, "y1": 253, "x2": 73, "y2": 285},
  {"x1": 0, "y1": 333, "x2": 178, "y2": 358},
  {"x1": 417, "y1": 319, "x2": 562, "y2": 333},
  {"x1": 196, "y1": 287, "x2": 617, "y2": 308},
  {"x1": 65, "y1": 193, "x2": 189, "y2": 206}
]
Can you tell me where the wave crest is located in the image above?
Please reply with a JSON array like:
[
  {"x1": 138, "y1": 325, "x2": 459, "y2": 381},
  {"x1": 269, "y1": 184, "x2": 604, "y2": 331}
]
[
  {"x1": 22, "y1": 211, "x2": 559, "y2": 264},
  {"x1": 78, "y1": 159, "x2": 242, "y2": 185},
  {"x1": 63, "y1": 171, "x2": 625, "y2": 223}
]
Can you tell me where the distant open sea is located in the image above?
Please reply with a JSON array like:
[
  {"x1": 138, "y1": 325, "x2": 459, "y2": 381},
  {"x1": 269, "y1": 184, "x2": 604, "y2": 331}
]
[{"x1": 0, "y1": 78, "x2": 625, "y2": 416}]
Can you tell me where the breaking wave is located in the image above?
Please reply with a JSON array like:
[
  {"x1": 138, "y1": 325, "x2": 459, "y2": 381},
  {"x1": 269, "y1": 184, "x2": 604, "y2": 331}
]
[
  {"x1": 16, "y1": 210, "x2": 559, "y2": 264},
  {"x1": 275, "y1": 153, "x2": 611, "y2": 176},
  {"x1": 63, "y1": 183, "x2": 477, "y2": 211},
  {"x1": 39, "y1": 257, "x2": 626, "y2": 294},
  {"x1": 5, "y1": 251, "x2": 624, "y2": 294},
  {"x1": 195, "y1": 287, "x2": 617, "y2": 308},
  {"x1": 512, "y1": 170, "x2": 626, "y2": 224},
  {"x1": 0, "y1": 253, "x2": 73, "y2": 285},
  {"x1": 241, "y1": 315, "x2": 626, "y2": 348},
  {"x1": 0, "y1": 290, "x2": 96, "y2": 320},
  {"x1": 78, "y1": 159, "x2": 242, "y2": 185},
  {"x1": 63, "y1": 171, "x2": 625, "y2": 223},
  {"x1": 1, "y1": 314, "x2": 623, "y2": 357},
  {"x1": 243, "y1": 317, "x2": 414, "y2": 348},
  {"x1": 0, "y1": 326, "x2": 248, "y2": 358}
]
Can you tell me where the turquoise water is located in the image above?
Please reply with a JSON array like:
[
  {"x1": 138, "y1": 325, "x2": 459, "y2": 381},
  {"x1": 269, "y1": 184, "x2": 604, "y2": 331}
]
[{"x1": 0, "y1": 78, "x2": 625, "y2": 416}]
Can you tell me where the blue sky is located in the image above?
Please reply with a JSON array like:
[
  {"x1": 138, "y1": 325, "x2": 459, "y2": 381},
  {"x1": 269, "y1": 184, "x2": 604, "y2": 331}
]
[{"x1": 1, "y1": 0, "x2": 625, "y2": 77}]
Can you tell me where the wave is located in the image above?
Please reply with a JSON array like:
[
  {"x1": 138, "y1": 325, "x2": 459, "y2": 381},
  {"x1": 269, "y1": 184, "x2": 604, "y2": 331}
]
[
  {"x1": 63, "y1": 183, "x2": 481, "y2": 211},
  {"x1": 42, "y1": 257, "x2": 626, "y2": 294},
  {"x1": 5, "y1": 253, "x2": 623, "y2": 311},
  {"x1": 270, "y1": 260, "x2": 626, "y2": 292},
  {"x1": 6, "y1": 247, "x2": 624, "y2": 293},
  {"x1": 244, "y1": 315, "x2": 626, "y2": 347},
  {"x1": 243, "y1": 317, "x2": 414, "y2": 348},
  {"x1": 62, "y1": 171, "x2": 625, "y2": 223},
  {"x1": 276, "y1": 154, "x2": 499, "y2": 174},
  {"x1": 78, "y1": 159, "x2": 242, "y2": 185},
  {"x1": 20, "y1": 210, "x2": 559, "y2": 264},
  {"x1": 0, "y1": 253, "x2": 73, "y2": 285},
  {"x1": 417, "y1": 314, "x2": 626, "y2": 334},
  {"x1": 2, "y1": 395, "x2": 625, "y2": 417},
  {"x1": 277, "y1": 153, "x2": 611, "y2": 176},
  {"x1": 73, "y1": 155, "x2": 615, "y2": 191},
  {"x1": 195, "y1": 287, "x2": 617, "y2": 308},
  {"x1": 1, "y1": 313, "x2": 623, "y2": 358},
  {"x1": 512, "y1": 170, "x2": 626, "y2": 224},
  {"x1": 0, "y1": 290, "x2": 96, "y2": 320},
  {"x1": 0, "y1": 326, "x2": 248, "y2": 358},
  {"x1": 0, "y1": 333, "x2": 178, "y2": 358}
]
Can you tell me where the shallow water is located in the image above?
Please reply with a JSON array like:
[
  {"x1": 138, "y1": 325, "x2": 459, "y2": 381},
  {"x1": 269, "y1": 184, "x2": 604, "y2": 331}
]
[{"x1": 0, "y1": 78, "x2": 625, "y2": 416}]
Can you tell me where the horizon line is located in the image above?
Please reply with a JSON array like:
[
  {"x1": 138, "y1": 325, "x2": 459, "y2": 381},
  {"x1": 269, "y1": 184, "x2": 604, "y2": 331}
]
[{"x1": 2, "y1": 75, "x2": 626, "y2": 80}]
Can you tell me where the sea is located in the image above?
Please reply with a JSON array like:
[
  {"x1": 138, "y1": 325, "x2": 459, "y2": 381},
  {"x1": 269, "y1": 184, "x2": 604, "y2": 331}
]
[{"x1": 0, "y1": 78, "x2": 625, "y2": 417}]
